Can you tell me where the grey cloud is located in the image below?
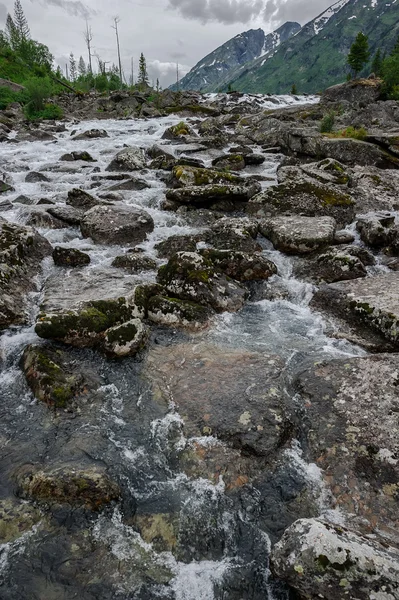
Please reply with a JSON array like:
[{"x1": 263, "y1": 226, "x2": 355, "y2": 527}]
[
  {"x1": 0, "y1": 2, "x2": 8, "y2": 23},
  {"x1": 263, "y1": 0, "x2": 334, "y2": 26},
  {"x1": 38, "y1": 0, "x2": 95, "y2": 19},
  {"x1": 167, "y1": 0, "x2": 265, "y2": 25},
  {"x1": 169, "y1": 50, "x2": 187, "y2": 59}
]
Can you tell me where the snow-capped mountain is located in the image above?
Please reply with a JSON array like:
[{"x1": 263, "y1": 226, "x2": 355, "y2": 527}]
[
  {"x1": 229, "y1": 0, "x2": 399, "y2": 93},
  {"x1": 169, "y1": 22, "x2": 301, "y2": 92}
]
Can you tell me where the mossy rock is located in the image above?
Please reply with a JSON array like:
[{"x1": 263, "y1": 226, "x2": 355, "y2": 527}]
[
  {"x1": 15, "y1": 465, "x2": 120, "y2": 511},
  {"x1": 21, "y1": 344, "x2": 85, "y2": 408},
  {"x1": 35, "y1": 297, "x2": 136, "y2": 347},
  {"x1": 148, "y1": 295, "x2": 214, "y2": 330},
  {"x1": 171, "y1": 164, "x2": 243, "y2": 188}
]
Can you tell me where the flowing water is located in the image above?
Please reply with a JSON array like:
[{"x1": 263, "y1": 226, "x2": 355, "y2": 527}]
[{"x1": 0, "y1": 98, "x2": 365, "y2": 600}]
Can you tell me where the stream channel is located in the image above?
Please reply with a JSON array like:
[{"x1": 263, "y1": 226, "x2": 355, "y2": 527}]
[{"x1": 0, "y1": 97, "x2": 366, "y2": 599}]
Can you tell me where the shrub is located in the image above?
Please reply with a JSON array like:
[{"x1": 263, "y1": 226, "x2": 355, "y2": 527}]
[
  {"x1": 24, "y1": 76, "x2": 53, "y2": 113},
  {"x1": 320, "y1": 111, "x2": 335, "y2": 133},
  {"x1": 0, "y1": 86, "x2": 27, "y2": 109},
  {"x1": 339, "y1": 126, "x2": 367, "y2": 141},
  {"x1": 25, "y1": 103, "x2": 63, "y2": 121}
]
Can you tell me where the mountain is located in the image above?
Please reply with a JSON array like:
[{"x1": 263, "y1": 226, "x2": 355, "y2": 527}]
[
  {"x1": 228, "y1": 0, "x2": 399, "y2": 93},
  {"x1": 170, "y1": 21, "x2": 301, "y2": 92}
]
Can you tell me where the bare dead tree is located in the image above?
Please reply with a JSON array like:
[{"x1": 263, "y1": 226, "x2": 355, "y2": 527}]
[
  {"x1": 84, "y1": 20, "x2": 93, "y2": 74},
  {"x1": 95, "y1": 53, "x2": 110, "y2": 75},
  {"x1": 111, "y1": 16, "x2": 122, "y2": 87}
]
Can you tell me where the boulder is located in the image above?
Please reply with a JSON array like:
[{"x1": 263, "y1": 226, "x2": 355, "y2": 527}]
[
  {"x1": 15, "y1": 465, "x2": 120, "y2": 511},
  {"x1": 312, "y1": 273, "x2": 399, "y2": 347},
  {"x1": 322, "y1": 78, "x2": 382, "y2": 105},
  {"x1": 72, "y1": 128, "x2": 109, "y2": 140},
  {"x1": 103, "y1": 318, "x2": 149, "y2": 357},
  {"x1": 52, "y1": 246, "x2": 91, "y2": 267},
  {"x1": 60, "y1": 151, "x2": 96, "y2": 162},
  {"x1": 170, "y1": 165, "x2": 243, "y2": 188},
  {"x1": 161, "y1": 121, "x2": 195, "y2": 140},
  {"x1": 247, "y1": 180, "x2": 354, "y2": 227},
  {"x1": 20, "y1": 206, "x2": 67, "y2": 229},
  {"x1": 166, "y1": 181, "x2": 261, "y2": 208},
  {"x1": 0, "y1": 77, "x2": 25, "y2": 93},
  {"x1": 356, "y1": 212, "x2": 397, "y2": 249},
  {"x1": 47, "y1": 205, "x2": 85, "y2": 226},
  {"x1": 0, "y1": 219, "x2": 52, "y2": 329},
  {"x1": 106, "y1": 146, "x2": 146, "y2": 171},
  {"x1": 66, "y1": 188, "x2": 101, "y2": 210},
  {"x1": 271, "y1": 518, "x2": 399, "y2": 600},
  {"x1": 294, "y1": 353, "x2": 399, "y2": 543},
  {"x1": 147, "y1": 296, "x2": 214, "y2": 330},
  {"x1": 200, "y1": 249, "x2": 277, "y2": 282},
  {"x1": 80, "y1": 205, "x2": 154, "y2": 246},
  {"x1": 293, "y1": 245, "x2": 373, "y2": 283},
  {"x1": 22, "y1": 344, "x2": 86, "y2": 408},
  {"x1": 156, "y1": 251, "x2": 248, "y2": 313},
  {"x1": 112, "y1": 253, "x2": 157, "y2": 272},
  {"x1": 318, "y1": 137, "x2": 399, "y2": 169},
  {"x1": 25, "y1": 171, "x2": 50, "y2": 183},
  {"x1": 34, "y1": 268, "x2": 145, "y2": 354},
  {"x1": 212, "y1": 154, "x2": 246, "y2": 171},
  {"x1": 260, "y1": 216, "x2": 336, "y2": 254},
  {"x1": 105, "y1": 177, "x2": 150, "y2": 192}
]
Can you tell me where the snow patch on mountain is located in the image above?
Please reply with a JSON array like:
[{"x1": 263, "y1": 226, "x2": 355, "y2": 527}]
[{"x1": 313, "y1": 0, "x2": 352, "y2": 34}]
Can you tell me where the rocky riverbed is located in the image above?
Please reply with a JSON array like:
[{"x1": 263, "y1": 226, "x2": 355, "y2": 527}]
[{"x1": 0, "y1": 80, "x2": 399, "y2": 599}]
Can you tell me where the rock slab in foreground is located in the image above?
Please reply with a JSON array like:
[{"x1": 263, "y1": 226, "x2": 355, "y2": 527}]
[
  {"x1": 0, "y1": 218, "x2": 52, "y2": 329},
  {"x1": 312, "y1": 272, "x2": 399, "y2": 345},
  {"x1": 295, "y1": 354, "x2": 399, "y2": 542},
  {"x1": 271, "y1": 518, "x2": 399, "y2": 600}
]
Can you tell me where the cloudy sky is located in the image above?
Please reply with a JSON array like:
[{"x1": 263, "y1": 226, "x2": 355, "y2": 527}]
[{"x1": 0, "y1": 0, "x2": 334, "y2": 86}]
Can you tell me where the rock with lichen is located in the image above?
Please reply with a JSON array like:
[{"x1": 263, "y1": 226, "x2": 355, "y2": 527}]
[
  {"x1": 246, "y1": 178, "x2": 354, "y2": 227},
  {"x1": 200, "y1": 248, "x2": 277, "y2": 282},
  {"x1": 148, "y1": 295, "x2": 214, "y2": 330},
  {"x1": 260, "y1": 215, "x2": 336, "y2": 254},
  {"x1": 106, "y1": 146, "x2": 146, "y2": 171},
  {"x1": 157, "y1": 251, "x2": 248, "y2": 312},
  {"x1": 271, "y1": 518, "x2": 399, "y2": 600}
]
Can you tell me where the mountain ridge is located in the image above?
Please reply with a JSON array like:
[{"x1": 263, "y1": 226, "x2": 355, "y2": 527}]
[{"x1": 170, "y1": 21, "x2": 301, "y2": 92}]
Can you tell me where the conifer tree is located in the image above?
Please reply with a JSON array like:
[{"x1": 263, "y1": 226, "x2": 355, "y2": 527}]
[
  {"x1": 371, "y1": 48, "x2": 383, "y2": 77},
  {"x1": 6, "y1": 14, "x2": 19, "y2": 50},
  {"x1": 347, "y1": 32, "x2": 370, "y2": 78},
  {"x1": 138, "y1": 52, "x2": 149, "y2": 88},
  {"x1": 78, "y1": 55, "x2": 86, "y2": 77},
  {"x1": 69, "y1": 52, "x2": 77, "y2": 81},
  {"x1": 14, "y1": 0, "x2": 30, "y2": 42}
]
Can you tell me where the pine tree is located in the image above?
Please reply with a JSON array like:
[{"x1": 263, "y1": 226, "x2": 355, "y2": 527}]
[
  {"x1": 371, "y1": 48, "x2": 383, "y2": 77},
  {"x1": 13, "y1": 0, "x2": 30, "y2": 41},
  {"x1": 138, "y1": 52, "x2": 149, "y2": 89},
  {"x1": 347, "y1": 32, "x2": 370, "y2": 78},
  {"x1": 78, "y1": 56, "x2": 86, "y2": 77},
  {"x1": 291, "y1": 83, "x2": 297, "y2": 94},
  {"x1": 6, "y1": 14, "x2": 20, "y2": 50},
  {"x1": 69, "y1": 52, "x2": 77, "y2": 81}
]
